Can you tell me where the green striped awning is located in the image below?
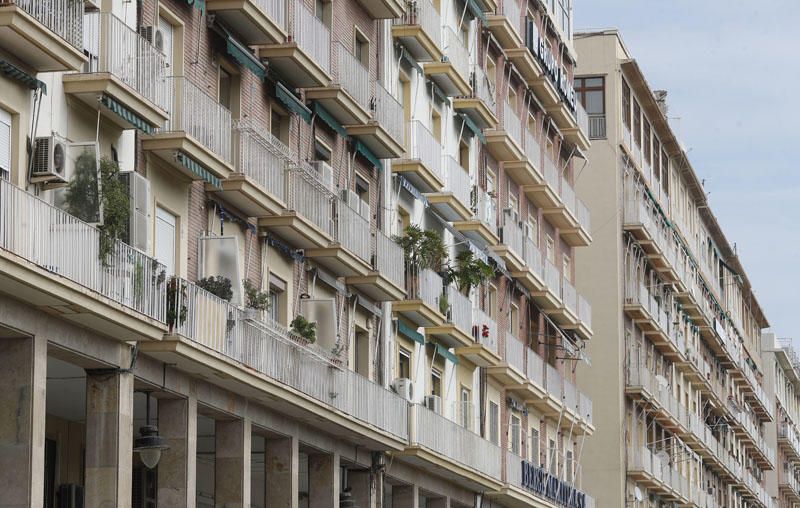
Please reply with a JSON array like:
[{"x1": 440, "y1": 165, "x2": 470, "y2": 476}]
[
  {"x1": 465, "y1": 0, "x2": 488, "y2": 24},
  {"x1": 185, "y1": 0, "x2": 206, "y2": 13},
  {"x1": 226, "y1": 36, "x2": 266, "y2": 80},
  {"x1": 429, "y1": 341, "x2": 459, "y2": 364},
  {"x1": 398, "y1": 321, "x2": 425, "y2": 345},
  {"x1": 459, "y1": 113, "x2": 486, "y2": 144},
  {"x1": 354, "y1": 140, "x2": 383, "y2": 171},
  {"x1": 0, "y1": 60, "x2": 46, "y2": 94},
  {"x1": 313, "y1": 102, "x2": 348, "y2": 139},
  {"x1": 100, "y1": 94, "x2": 154, "y2": 134},
  {"x1": 276, "y1": 82, "x2": 312, "y2": 123},
  {"x1": 429, "y1": 80, "x2": 450, "y2": 105},
  {"x1": 176, "y1": 152, "x2": 221, "y2": 189}
]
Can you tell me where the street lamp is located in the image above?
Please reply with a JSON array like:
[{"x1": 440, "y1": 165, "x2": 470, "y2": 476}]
[{"x1": 133, "y1": 391, "x2": 170, "y2": 469}]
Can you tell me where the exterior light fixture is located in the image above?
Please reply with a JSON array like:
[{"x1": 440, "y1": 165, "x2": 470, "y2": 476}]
[{"x1": 133, "y1": 391, "x2": 169, "y2": 469}]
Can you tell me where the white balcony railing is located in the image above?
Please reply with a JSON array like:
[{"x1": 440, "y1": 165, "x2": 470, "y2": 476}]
[
  {"x1": 0, "y1": 179, "x2": 167, "y2": 322},
  {"x1": 17, "y1": 0, "x2": 83, "y2": 49},
  {"x1": 407, "y1": 267, "x2": 443, "y2": 310},
  {"x1": 588, "y1": 114, "x2": 606, "y2": 139},
  {"x1": 444, "y1": 156, "x2": 471, "y2": 208},
  {"x1": 576, "y1": 198, "x2": 591, "y2": 234},
  {"x1": 375, "y1": 230, "x2": 404, "y2": 290},
  {"x1": 409, "y1": 120, "x2": 443, "y2": 181},
  {"x1": 505, "y1": 335, "x2": 525, "y2": 373},
  {"x1": 334, "y1": 42, "x2": 370, "y2": 110},
  {"x1": 443, "y1": 27, "x2": 469, "y2": 83},
  {"x1": 501, "y1": 209, "x2": 524, "y2": 255},
  {"x1": 503, "y1": 101, "x2": 523, "y2": 147},
  {"x1": 472, "y1": 307, "x2": 498, "y2": 353},
  {"x1": 545, "y1": 363, "x2": 562, "y2": 401},
  {"x1": 527, "y1": 348, "x2": 544, "y2": 387},
  {"x1": 83, "y1": 12, "x2": 170, "y2": 112},
  {"x1": 171, "y1": 279, "x2": 408, "y2": 439},
  {"x1": 399, "y1": 0, "x2": 441, "y2": 50},
  {"x1": 543, "y1": 259, "x2": 561, "y2": 298},
  {"x1": 472, "y1": 66, "x2": 496, "y2": 112},
  {"x1": 292, "y1": 0, "x2": 330, "y2": 73},
  {"x1": 336, "y1": 199, "x2": 371, "y2": 262},
  {"x1": 287, "y1": 166, "x2": 336, "y2": 238},
  {"x1": 576, "y1": 102, "x2": 589, "y2": 138},
  {"x1": 524, "y1": 129, "x2": 541, "y2": 170},
  {"x1": 374, "y1": 83, "x2": 404, "y2": 144},
  {"x1": 543, "y1": 156, "x2": 560, "y2": 195},
  {"x1": 577, "y1": 294, "x2": 592, "y2": 329},
  {"x1": 561, "y1": 276, "x2": 577, "y2": 314},
  {"x1": 254, "y1": 0, "x2": 286, "y2": 30},
  {"x1": 472, "y1": 187, "x2": 497, "y2": 234},
  {"x1": 522, "y1": 238, "x2": 543, "y2": 277},
  {"x1": 411, "y1": 404, "x2": 501, "y2": 479},
  {"x1": 501, "y1": 0, "x2": 523, "y2": 38},
  {"x1": 446, "y1": 285, "x2": 472, "y2": 334},
  {"x1": 234, "y1": 123, "x2": 290, "y2": 203}
]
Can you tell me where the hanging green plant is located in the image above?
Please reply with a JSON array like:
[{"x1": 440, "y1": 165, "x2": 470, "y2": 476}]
[
  {"x1": 166, "y1": 278, "x2": 188, "y2": 330},
  {"x1": 97, "y1": 158, "x2": 130, "y2": 265},
  {"x1": 290, "y1": 315, "x2": 317, "y2": 343},
  {"x1": 196, "y1": 276, "x2": 234, "y2": 302},
  {"x1": 243, "y1": 280, "x2": 271, "y2": 311}
]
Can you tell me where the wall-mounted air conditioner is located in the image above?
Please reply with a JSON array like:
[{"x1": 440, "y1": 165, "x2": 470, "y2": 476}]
[
  {"x1": 31, "y1": 135, "x2": 69, "y2": 184},
  {"x1": 138, "y1": 25, "x2": 165, "y2": 53},
  {"x1": 391, "y1": 378, "x2": 414, "y2": 402},
  {"x1": 424, "y1": 395, "x2": 442, "y2": 414}
]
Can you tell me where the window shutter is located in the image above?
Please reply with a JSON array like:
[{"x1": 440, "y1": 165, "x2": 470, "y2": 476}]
[{"x1": 0, "y1": 109, "x2": 11, "y2": 177}]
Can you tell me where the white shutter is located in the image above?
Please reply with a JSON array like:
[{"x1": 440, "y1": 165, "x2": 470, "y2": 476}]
[
  {"x1": 129, "y1": 173, "x2": 152, "y2": 254},
  {"x1": 0, "y1": 109, "x2": 11, "y2": 178},
  {"x1": 155, "y1": 206, "x2": 176, "y2": 276}
]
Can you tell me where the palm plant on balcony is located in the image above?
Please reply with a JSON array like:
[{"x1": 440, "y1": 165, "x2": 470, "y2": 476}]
[
  {"x1": 395, "y1": 224, "x2": 448, "y2": 271},
  {"x1": 448, "y1": 250, "x2": 495, "y2": 293}
]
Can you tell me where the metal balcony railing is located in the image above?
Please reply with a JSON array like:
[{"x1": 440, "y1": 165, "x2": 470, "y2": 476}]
[
  {"x1": 524, "y1": 129, "x2": 541, "y2": 169},
  {"x1": 561, "y1": 276, "x2": 577, "y2": 314},
  {"x1": 445, "y1": 284, "x2": 472, "y2": 334},
  {"x1": 472, "y1": 307, "x2": 498, "y2": 353},
  {"x1": 373, "y1": 83, "x2": 404, "y2": 144},
  {"x1": 503, "y1": 101, "x2": 523, "y2": 147},
  {"x1": 577, "y1": 294, "x2": 591, "y2": 329},
  {"x1": 779, "y1": 422, "x2": 800, "y2": 458},
  {"x1": 505, "y1": 334, "x2": 525, "y2": 373},
  {"x1": 522, "y1": 238, "x2": 542, "y2": 278},
  {"x1": 83, "y1": 12, "x2": 170, "y2": 112},
  {"x1": 253, "y1": 0, "x2": 286, "y2": 30},
  {"x1": 287, "y1": 166, "x2": 336, "y2": 238},
  {"x1": 527, "y1": 348, "x2": 544, "y2": 387},
  {"x1": 334, "y1": 42, "x2": 370, "y2": 110},
  {"x1": 501, "y1": 209, "x2": 524, "y2": 255},
  {"x1": 501, "y1": 0, "x2": 523, "y2": 38},
  {"x1": 406, "y1": 267, "x2": 443, "y2": 310},
  {"x1": 575, "y1": 102, "x2": 589, "y2": 138},
  {"x1": 543, "y1": 259, "x2": 561, "y2": 299},
  {"x1": 442, "y1": 27, "x2": 469, "y2": 83},
  {"x1": 578, "y1": 391, "x2": 593, "y2": 424},
  {"x1": 15, "y1": 0, "x2": 83, "y2": 49},
  {"x1": 410, "y1": 403, "x2": 501, "y2": 479},
  {"x1": 471, "y1": 187, "x2": 497, "y2": 234},
  {"x1": 545, "y1": 363, "x2": 562, "y2": 402},
  {"x1": 588, "y1": 114, "x2": 606, "y2": 139},
  {"x1": 162, "y1": 77, "x2": 233, "y2": 163},
  {"x1": 543, "y1": 156, "x2": 560, "y2": 195},
  {"x1": 375, "y1": 230, "x2": 404, "y2": 290},
  {"x1": 398, "y1": 0, "x2": 441, "y2": 49},
  {"x1": 234, "y1": 122, "x2": 291, "y2": 203},
  {"x1": 444, "y1": 156, "x2": 471, "y2": 208},
  {"x1": 336, "y1": 199, "x2": 371, "y2": 262},
  {"x1": 408, "y1": 120, "x2": 443, "y2": 181},
  {"x1": 170, "y1": 278, "x2": 409, "y2": 439},
  {"x1": 291, "y1": 0, "x2": 330, "y2": 73},
  {"x1": 471, "y1": 66, "x2": 496, "y2": 112},
  {"x1": 0, "y1": 179, "x2": 167, "y2": 322}
]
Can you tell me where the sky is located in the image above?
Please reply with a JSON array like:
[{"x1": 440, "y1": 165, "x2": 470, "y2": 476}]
[{"x1": 576, "y1": 1, "x2": 800, "y2": 340}]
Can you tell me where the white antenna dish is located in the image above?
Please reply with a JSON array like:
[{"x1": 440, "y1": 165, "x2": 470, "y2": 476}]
[
  {"x1": 655, "y1": 450, "x2": 670, "y2": 465},
  {"x1": 634, "y1": 486, "x2": 643, "y2": 502}
]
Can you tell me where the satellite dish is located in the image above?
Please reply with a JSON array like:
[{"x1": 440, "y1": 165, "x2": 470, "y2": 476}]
[
  {"x1": 634, "y1": 486, "x2": 643, "y2": 502},
  {"x1": 655, "y1": 375, "x2": 669, "y2": 389},
  {"x1": 656, "y1": 450, "x2": 670, "y2": 465}
]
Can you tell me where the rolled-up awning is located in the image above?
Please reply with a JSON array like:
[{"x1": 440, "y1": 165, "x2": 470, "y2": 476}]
[
  {"x1": 176, "y1": 152, "x2": 221, "y2": 188},
  {"x1": 100, "y1": 94, "x2": 154, "y2": 135},
  {"x1": 313, "y1": 102, "x2": 348, "y2": 138},
  {"x1": 225, "y1": 35, "x2": 266, "y2": 80},
  {"x1": 459, "y1": 113, "x2": 486, "y2": 144},
  {"x1": 0, "y1": 60, "x2": 46, "y2": 94},
  {"x1": 398, "y1": 321, "x2": 424, "y2": 345},
  {"x1": 276, "y1": 82, "x2": 312, "y2": 123},
  {"x1": 354, "y1": 140, "x2": 382, "y2": 171}
]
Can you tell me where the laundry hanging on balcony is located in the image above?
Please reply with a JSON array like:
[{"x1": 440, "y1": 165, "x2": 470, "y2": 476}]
[{"x1": 276, "y1": 82, "x2": 312, "y2": 123}]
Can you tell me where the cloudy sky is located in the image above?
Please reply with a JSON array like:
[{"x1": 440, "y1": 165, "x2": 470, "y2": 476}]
[{"x1": 576, "y1": 1, "x2": 800, "y2": 340}]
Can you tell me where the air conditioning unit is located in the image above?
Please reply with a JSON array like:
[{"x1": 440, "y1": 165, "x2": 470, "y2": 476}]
[
  {"x1": 31, "y1": 135, "x2": 68, "y2": 184},
  {"x1": 310, "y1": 160, "x2": 334, "y2": 190},
  {"x1": 119, "y1": 172, "x2": 152, "y2": 253},
  {"x1": 138, "y1": 25, "x2": 164, "y2": 52},
  {"x1": 391, "y1": 378, "x2": 414, "y2": 402},
  {"x1": 424, "y1": 395, "x2": 442, "y2": 414}
]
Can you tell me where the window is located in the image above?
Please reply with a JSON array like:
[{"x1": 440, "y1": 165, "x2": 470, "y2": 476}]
[
  {"x1": 219, "y1": 67, "x2": 232, "y2": 109},
  {"x1": 315, "y1": 0, "x2": 330, "y2": 26},
  {"x1": 354, "y1": 29, "x2": 369, "y2": 67},
  {"x1": 509, "y1": 304, "x2": 519, "y2": 337},
  {"x1": 431, "y1": 108, "x2": 442, "y2": 142},
  {"x1": 562, "y1": 254, "x2": 571, "y2": 281},
  {"x1": 510, "y1": 414, "x2": 521, "y2": 455},
  {"x1": 489, "y1": 401, "x2": 499, "y2": 445},
  {"x1": 633, "y1": 100, "x2": 642, "y2": 147},
  {"x1": 0, "y1": 108, "x2": 10, "y2": 178},
  {"x1": 460, "y1": 387, "x2": 471, "y2": 429},
  {"x1": 653, "y1": 138, "x2": 661, "y2": 184},
  {"x1": 546, "y1": 235, "x2": 555, "y2": 264},
  {"x1": 355, "y1": 175, "x2": 370, "y2": 208},
  {"x1": 622, "y1": 79, "x2": 631, "y2": 128},
  {"x1": 661, "y1": 149, "x2": 670, "y2": 196},
  {"x1": 155, "y1": 206, "x2": 177, "y2": 275},
  {"x1": 643, "y1": 120, "x2": 651, "y2": 167},
  {"x1": 158, "y1": 15, "x2": 175, "y2": 70},
  {"x1": 398, "y1": 347, "x2": 411, "y2": 379},
  {"x1": 574, "y1": 77, "x2": 605, "y2": 116},
  {"x1": 354, "y1": 331, "x2": 369, "y2": 377},
  {"x1": 430, "y1": 368, "x2": 442, "y2": 397},
  {"x1": 527, "y1": 214, "x2": 538, "y2": 245},
  {"x1": 268, "y1": 274, "x2": 286, "y2": 323},
  {"x1": 530, "y1": 427, "x2": 540, "y2": 465}
]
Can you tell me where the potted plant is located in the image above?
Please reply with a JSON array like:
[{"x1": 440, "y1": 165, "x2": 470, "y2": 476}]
[
  {"x1": 196, "y1": 276, "x2": 233, "y2": 301},
  {"x1": 242, "y1": 280, "x2": 270, "y2": 321},
  {"x1": 395, "y1": 225, "x2": 449, "y2": 297},
  {"x1": 290, "y1": 315, "x2": 317, "y2": 344},
  {"x1": 166, "y1": 277, "x2": 188, "y2": 332},
  {"x1": 449, "y1": 250, "x2": 495, "y2": 293}
]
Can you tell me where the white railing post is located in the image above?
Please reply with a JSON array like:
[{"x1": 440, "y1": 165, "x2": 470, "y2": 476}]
[
  {"x1": 292, "y1": 0, "x2": 330, "y2": 73},
  {"x1": 374, "y1": 83, "x2": 404, "y2": 143},
  {"x1": 336, "y1": 198, "x2": 371, "y2": 262},
  {"x1": 410, "y1": 121, "x2": 443, "y2": 181},
  {"x1": 19, "y1": 0, "x2": 84, "y2": 49},
  {"x1": 234, "y1": 122, "x2": 290, "y2": 203},
  {"x1": 335, "y1": 42, "x2": 370, "y2": 110}
]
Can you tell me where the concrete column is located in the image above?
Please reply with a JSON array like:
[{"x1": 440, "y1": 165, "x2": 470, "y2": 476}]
[
  {"x1": 350, "y1": 471, "x2": 374, "y2": 508},
  {"x1": 0, "y1": 335, "x2": 46, "y2": 508},
  {"x1": 308, "y1": 452, "x2": 339, "y2": 508},
  {"x1": 428, "y1": 497, "x2": 449, "y2": 508},
  {"x1": 157, "y1": 396, "x2": 197, "y2": 507},
  {"x1": 266, "y1": 436, "x2": 299, "y2": 508},
  {"x1": 215, "y1": 418, "x2": 251, "y2": 508},
  {"x1": 84, "y1": 368, "x2": 134, "y2": 508},
  {"x1": 392, "y1": 485, "x2": 418, "y2": 508}
]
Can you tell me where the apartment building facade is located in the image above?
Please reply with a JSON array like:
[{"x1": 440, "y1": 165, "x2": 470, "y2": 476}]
[
  {"x1": 574, "y1": 31, "x2": 775, "y2": 508},
  {"x1": 762, "y1": 332, "x2": 800, "y2": 506},
  {"x1": 0, "y1": 0, "x2": 594, "y2": 507}
]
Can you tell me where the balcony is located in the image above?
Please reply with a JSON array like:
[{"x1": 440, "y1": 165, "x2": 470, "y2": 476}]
[
  {"x1": 531, "y1": 259, "x2": 561, "y2": 310},
  {"x1": 258, "y1": 165, "x2": 336, "y2": 249},
  {"x1": 623, "y1": 279, "x2": 686, "y2": 361},
  {"x1": 508, "y1": 238, "x2": 545, "y2": 293},
  {"x1": 486, "y1": 0, "x2": 523, "y2": 51},
  {"x1": 453, "y1": 67, "x2": 498, "y2": 129},
  {"x1": 0, "y1": 0, "x2": 85, "y2": 72},
  {"x1": 423, "y1": 28, "x2": 471, "y2": 96},
  {"x1": 424, "y1": 156, "x2": 472, "y2": 221},
  {"x1": 453, "y1": 188, "x2": 500, "y2": 248},
  {"x1": 306, "y1": 42, "x2": 371, "y2": 125},
  {"x1": 484, "y1": 102, "x2": 525, "y2": 162},
  {"x1": 346, "y1": 82, "x2": 405, "y2": 158},
  {"x1": 393, "y1": 268, "x2": 445, "y2": 327},
  {"x1": 426, "y1": 285, "x2": 473, "y2": 348},
  {"x1": 258, "y1": 0, "x2": 331, "y2": 87},
  {"x1": 505, "y1": 130, "x2": 544, "y2": 187},
  {"x1": 353, "y1": 0, "x2": 406, "y2": 19},
  {"x1": 400, "y1": 404, "x2": 502, "y2": 489},
  {"x1": 455, "y1": 308, "x2": 501, "y2": 367},
  {"x1": 0, "y1": 179, "x2": 168, "y2": 341},
  {"x1": 561, "y1": 102, "x2": 590, "y2": 150},
  {"x1": 346, "y1": 230, "x2": 406, "y2": 302},
  {"x1": 305, "y1": 197, "x2": 373, "y2": 277},
  {"x1": 486, "y1": 334, "x2": 527, "y2": 386},
  {"x1": 522, "y1": 156, "x2": 560, "y2": 210},
  {"x1": 214, "y1": 123, "x2": 290, "y2": 217},
  {"x1": 564, "y1": 294, "x2": 592, "y2": 340},
  {"x1": 142, "y1": 280, "x2": 409, "y2": 449},
  {"x1": 779, "y1": 423, "x2": 800, "y2": 461},
  {"x1": 491, "y1": 209, "x2": 525, "y2": 271},
  {"x1": 206, "y1": 0, "x2": 286, "y2": 44},
  {"x1": 623, "y1": 187, "x2": 680, "y2": 282},
  {"x1": 627, "y1": 445, "x2": 693, "y2": 504},
  {"x1": 142, "y1": 77, "x2": 234, "y2": 183},
  {"x1": 392, "y1": 121, "x2": 444, "y2": 193},
  {"x1": 391, "y1": 0, "x2": 442, "y2": 62},
  {"x1": 64, "y1": 12, "x2": 169, "y2": 132},
  {"x1": 626, "y1": 363, "x2": 689, "y2": 433},
  {"x1": 729, "y1": 407, "x2": 775, "y2": 468}
]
